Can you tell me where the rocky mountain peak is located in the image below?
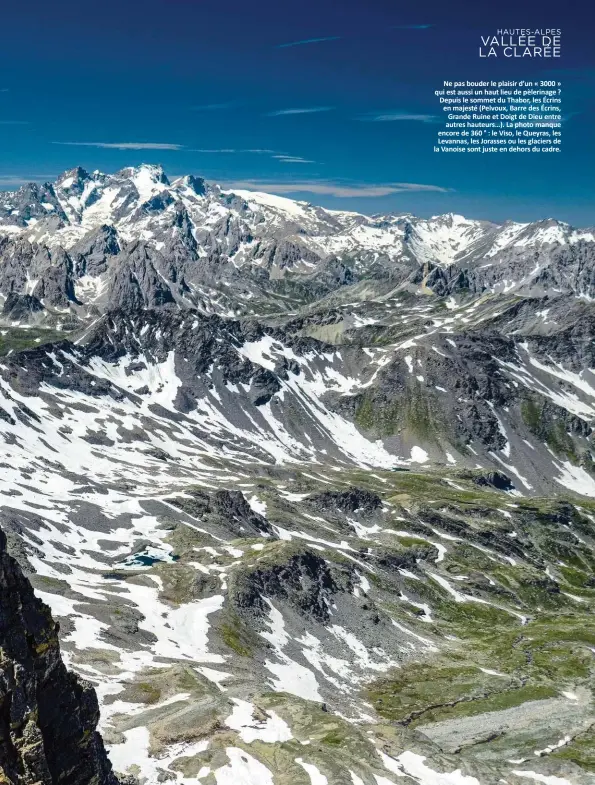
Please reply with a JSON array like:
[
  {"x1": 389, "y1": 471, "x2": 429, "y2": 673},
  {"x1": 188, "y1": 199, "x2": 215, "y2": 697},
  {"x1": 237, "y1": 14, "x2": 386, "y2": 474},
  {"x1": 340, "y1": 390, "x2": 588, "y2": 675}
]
[
  {"x1": 115, "y1": 163, "x2": 169, "y2": 186},
  {"x1": 180, "y1": 173, "x2": 207, "y2": 195},
  {"x1": 57, "y1": 166, "x2": 91, "y2": 187}
]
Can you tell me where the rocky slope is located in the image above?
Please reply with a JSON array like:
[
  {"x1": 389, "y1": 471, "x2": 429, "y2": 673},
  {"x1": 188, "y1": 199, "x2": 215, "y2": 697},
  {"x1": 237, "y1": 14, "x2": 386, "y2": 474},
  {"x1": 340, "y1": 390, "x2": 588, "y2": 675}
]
[
  {"x1": 0, "y1": 167, "x2": 593, "y2": 784},
  {"x1": 0, "y1": 527, "x2": 116, "y2": 785}
]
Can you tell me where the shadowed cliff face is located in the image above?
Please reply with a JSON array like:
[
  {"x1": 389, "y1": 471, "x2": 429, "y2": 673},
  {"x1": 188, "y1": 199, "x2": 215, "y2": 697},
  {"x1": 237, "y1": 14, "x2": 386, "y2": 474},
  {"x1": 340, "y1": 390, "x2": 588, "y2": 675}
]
[{"x1": 0, "y1": 528, "x2": 117, "y2": 785}]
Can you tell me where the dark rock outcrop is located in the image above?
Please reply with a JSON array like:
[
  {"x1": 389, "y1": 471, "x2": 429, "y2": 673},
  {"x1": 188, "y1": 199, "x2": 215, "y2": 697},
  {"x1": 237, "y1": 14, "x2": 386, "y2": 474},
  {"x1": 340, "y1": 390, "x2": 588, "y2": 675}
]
[
  {"x1": 229, "y1": 544, "x2": 353, "y2": 624},
  {"x1": 212, "y1": 489, "x2": 272, "y2": 537},
  {"x1": 306, "y1": 486, "x2": 382, "y2": 515},
  {"x1": 70, "y1": 225, "x2": 121, "y2": 279},
  {"x1": 2, "y1": 293, "x2": 44, "y2": 320},
  {"x1": 169, "y1": 488, "x2": 273, "y2": 538},
  {"x1": 30, "y1": 247, "x2": 78, "y2": 308},
  {"x1": 0, "y1": 527, "x2": 117, "y2": 785},
  {"x1": 249, "y1": 368, "x2": 281, "y2": 406},
  {"x1": 107, "y1": 243, "x2": 175, "y2": 310},
  {"x1": 465, "y1": 470, "x2": 515, "y2": 491}
]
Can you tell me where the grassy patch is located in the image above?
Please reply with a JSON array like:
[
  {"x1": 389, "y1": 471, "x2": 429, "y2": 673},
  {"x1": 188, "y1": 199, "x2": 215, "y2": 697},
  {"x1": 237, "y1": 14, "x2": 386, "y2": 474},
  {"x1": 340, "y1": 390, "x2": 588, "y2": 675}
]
[
  {"x1": 355, "y1": 395, "x2": 375, "y2": 431},
  {"x1": 136, "y1": 681, "x2": 162, "y2": 704},
  {"x1": 521, "y1": 398, "x2": 542, "y2": 431},
  {"x1": 0, "y1": 327, "x2": 76, "y2": 356},
  {"x1": 320, "y1": 728, "x2": 347, "y2": 746},
  {"x1": 550, "y1": 726, "x2": 595, "y2": 772},
  {"x1": 366, "y1": 658, "x2": 558, "y2": 728},
  {"x1": 366, "y1": 609, "x2": 595, "y2": 730},
  {"x1": 218, "y1": 610, "x2": 261, "y2": 658}
]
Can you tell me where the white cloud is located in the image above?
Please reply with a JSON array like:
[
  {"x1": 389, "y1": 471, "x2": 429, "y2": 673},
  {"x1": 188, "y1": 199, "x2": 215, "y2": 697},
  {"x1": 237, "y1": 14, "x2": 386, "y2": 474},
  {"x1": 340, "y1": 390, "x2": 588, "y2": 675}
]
[
  {"x1": 267, "y1": 107, "x2": 333, "y2": 116},
  {"x1": 53, "y1": 141, "x2": 184, "y2": 150},
  {"x1": 392, "y1": 182, "x2": 451, "y2": 192},
  {"x1": 272, "y1": 155, "x2": 315, "y2": 163},
  {"x1": 0, "y1": 174, "x2": 55, "y2": 186},
  {"x1": 190, "y1": 148, "x2": 315, "y2": 163},
  {"x1": 190, "y1": 148, "x2": 277, "y2": 154},
  {"x1": 276, "y1": 36, "x2": 340, "y2": 49},
  {"x1": 223, "y1": 179, "x2": 450, "y2": 198}
]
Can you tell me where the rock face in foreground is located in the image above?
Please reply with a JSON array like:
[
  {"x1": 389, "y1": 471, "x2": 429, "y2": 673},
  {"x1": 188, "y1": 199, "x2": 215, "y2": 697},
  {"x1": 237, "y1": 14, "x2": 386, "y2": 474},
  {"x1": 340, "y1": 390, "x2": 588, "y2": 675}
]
[{"x1": 0, "y1": 528, "x2": 117, "y2": 785}]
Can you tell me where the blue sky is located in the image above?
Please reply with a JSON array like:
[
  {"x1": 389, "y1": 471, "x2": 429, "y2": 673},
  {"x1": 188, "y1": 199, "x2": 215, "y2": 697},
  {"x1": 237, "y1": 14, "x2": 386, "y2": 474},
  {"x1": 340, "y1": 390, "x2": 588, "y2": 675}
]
[{"x1": 0, "y1": 0, "x2": 593, "y2": 224}]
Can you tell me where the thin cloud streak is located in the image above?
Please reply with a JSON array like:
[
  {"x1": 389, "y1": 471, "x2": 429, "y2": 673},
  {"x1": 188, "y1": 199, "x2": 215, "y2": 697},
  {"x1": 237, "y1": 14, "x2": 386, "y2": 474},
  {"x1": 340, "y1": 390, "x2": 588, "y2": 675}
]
[
  {"x1": 189, "y1": 148, "x2": 315, "y2": 163},
  {"x1": 392, "y1": 182, "x2": 451, "y2": 192},
  {"x1": 391, "y1": 24, "x2": 433, "y2": 29},
  {"x1": 190, "y1": 148, "x2": 277, "y2": 154},
  {"x1": 276, "y1": 36, "x2": 340, "y2": 49},
  {"x1": 0, "y1": 174, "x2": 55, "y2": 187},
  {"x1": 272, "y1": 155, "x2": 315, "y2": 163},
  {"x1": 0, "y1": 121, "x2": 31, "y2": 125},
  {"x1": 191, "y1": 102, "x2": 236, "y2": 111},
  {"x1": 267, "y1": 107, "x2": 333, "y2": 116},
  {"x1": 53, "y1": 141, "x2": 184, "y2": 150},
  {"x1": 224, "y1": 180, "x2": 450, "y2": 198}
]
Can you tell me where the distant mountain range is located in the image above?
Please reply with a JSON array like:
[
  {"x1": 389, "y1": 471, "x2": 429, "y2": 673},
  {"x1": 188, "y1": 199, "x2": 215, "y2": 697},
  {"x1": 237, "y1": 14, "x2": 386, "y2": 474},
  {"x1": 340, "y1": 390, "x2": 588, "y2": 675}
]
[{"x1": 0, "y1": 164, "x2": 594, "y2": 320}]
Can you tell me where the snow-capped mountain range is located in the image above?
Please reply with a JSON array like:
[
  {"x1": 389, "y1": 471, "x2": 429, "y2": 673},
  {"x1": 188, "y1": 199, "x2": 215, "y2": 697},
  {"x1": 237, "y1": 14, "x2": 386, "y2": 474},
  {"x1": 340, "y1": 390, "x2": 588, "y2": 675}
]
[
  {"x1": 0, "y1": 163, "x2": 593, "y2": 498},
  {"x1": 0, "y1": 164, "x2": 594, "y2": 319}
]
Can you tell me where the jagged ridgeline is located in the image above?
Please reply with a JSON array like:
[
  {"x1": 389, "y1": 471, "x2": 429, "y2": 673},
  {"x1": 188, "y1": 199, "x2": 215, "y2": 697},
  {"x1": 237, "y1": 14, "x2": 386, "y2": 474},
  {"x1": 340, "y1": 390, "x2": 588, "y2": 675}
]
[
  {"x1": 0, "y1": 164, "x2": 594, "y2": 318},
  {"x1": 0, "y1": 166, "x2": 593, "y2": 785}
]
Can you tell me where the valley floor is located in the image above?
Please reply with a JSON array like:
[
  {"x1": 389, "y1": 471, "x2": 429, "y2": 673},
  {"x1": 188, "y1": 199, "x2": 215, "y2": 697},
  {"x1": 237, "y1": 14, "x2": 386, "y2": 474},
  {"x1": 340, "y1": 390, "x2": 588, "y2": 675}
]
[{"x1": 4, "y1": 446, "x2": 594, "y2": 785}]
